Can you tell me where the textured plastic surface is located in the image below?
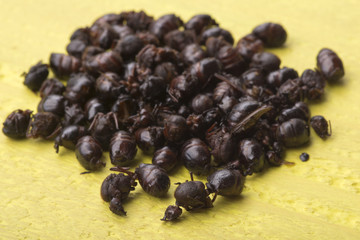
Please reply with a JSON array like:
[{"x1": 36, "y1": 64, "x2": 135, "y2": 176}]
[{"x1": 0, "y1": 0, "x2": 360, "y2": 239}]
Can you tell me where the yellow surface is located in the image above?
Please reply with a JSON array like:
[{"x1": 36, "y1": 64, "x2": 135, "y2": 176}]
[{"x1": 1, "y1": 0, "x2": 360, "y2": 239}]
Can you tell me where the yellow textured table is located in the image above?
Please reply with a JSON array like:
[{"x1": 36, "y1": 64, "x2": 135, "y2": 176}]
[{"x1": 1, "y1": 0, "x2": 360, "y2": 239}]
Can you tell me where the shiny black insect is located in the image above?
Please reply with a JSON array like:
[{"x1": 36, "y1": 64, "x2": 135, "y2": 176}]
[
  {"x1": 109, "y1": 131, "x2": 137, "y2": 167},
  {"x1": 163, "y1": 115, "x2": 189, "y2": 143},
  {"x1": 250, "y1": 52, "x2": 281, "y2": 73},
  {"x1": 185, "y1": 14, "x2": 218, "y2": 35},
  {"x1": 75, "y1": 135, "x2": 104, "y2": 170},
  {"x1": 149, "y1": 14, "x2": 183, "y2": 41},
  {"x1": 54, "y1": 125, "x2": 87, "y2": 153},
  {"x1": 181, "y1": 138, "x2": 212, "y2": 175},
  {"x1": 152, "y1": 146, "x2": 178, "y2": 172},
  {"x1": 27, "y1": 112, "x2": 61, "y2": 139},
  {"x1": 238, "y1": 139, "x2": 265, "y2": 174},
  {"x1": 200, "y1": 27, "x2": 234, "y2": 45},
  {"x1": 39, "y1": 78, "x2": 65, "y2": 98},
  {"x1": 37, "y1": 94, "x2": 65, "y2": 117},
  {"x1": 23, "y1": 62, "x2": 49, "y2": 92},
  {"x1": 277, "y1": 118, "x2": 310, "y2": 147},
  {"x1": 2, "y1": 109, "x2": 32, "y2": 139},
  {"x1": 161, "y1": 173, "x2": 214, "y2": 221},
  {"x1": 89, "y1": 112, "x2": 119, "y2": 150},
  {"x1": 252, "y1": 22, "x2": 287, "y2": 48},
  {"x1": 63, "y1": 104, "x2": 86, "y2": 126},
  {"x1": 113, "y1": 35, "x2": 144, "y2": 61},
  {"x1": 206, "y1": 169, "x2": 245, "y2": 196},
  {"x1": 101, "y1": 173, "x2": 137, "y2": 216},
  {"x1": 181, "y1": 43, "x2": 207, "y2": 66},
  {"x1": 64, "y1": 73, "x2": 95, "y2": 105},
  {"x1": 84, "y1": 98, "x2": 106, "y2": 123},
  {"x1": 135, "y1": 126, "x2": 164, "y2": 155},
  {"x1": 95, "y1": 72, "x2": 123, "y2": 103},
  {"x1": 83, "y1": 51, "x2": 123, "y2": 76},
  {"x1": 50, "y1": 53, "x2": 81, "y2": 77},
  {"x1": 316, "y1": 48, "x2": 344, "y2": 83},
  {"x1": 236, "y1": 34, "x2": 264, "y2": 61},
  {"x1": 310, "y1": 115, "x2": 331, "y2": 139},
  {"x1": 111, "y1": 163, "x2": 171, "y2": 197}
]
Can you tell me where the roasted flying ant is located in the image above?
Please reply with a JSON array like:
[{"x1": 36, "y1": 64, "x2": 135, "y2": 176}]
[
  {"x1": 152, "y1": 146, "x2": 178, "y2": 172},
  {"x1": 27, "y1": 112, "x2": 61, "y2": 139},
  {"x1": 316, "y1": 48, "x2": 344, "y2": 83},
  {"x1": 89, "y1": 112, "x2": 119, "y2": 150},
  {"x1": 2, "y1": 109, "x2": 32, "y2": 139},
  {"x1": 23, "y1": 61, "x2": 49, "y2": 92},
  {"x1": 101, "y1": 172, "x2": 137, "y2": 216},
  {"x1": 54, "y1": 125, "x2": 87, "y2": 153},
  {"x1": 109, "y1": 131, "x2": 138, "y2": 167},
  {"x1": 206, "y1": 168, "x2": 245, "y2": 196},
  {"x1": 75, "y1": 135, "x2": 105, "y2": 170},
  {"x1": 49, "y1": 53, "x2": 81, "y2": 78},
  {"x1": 252, "y1": 22, "x2": 287, "y2": 48},
  {"x1": 39, "y1": 78, "x2": 65, "y2": 98},
  {"x1": 310, "y1": 115, "x2": 332, "y2": 139},
  {"x1": 181, "y1": 138, "x2": 212, "y2": 175},
  {"x1": 111, "y1": 163, "x2": 171, "y2": 197}
]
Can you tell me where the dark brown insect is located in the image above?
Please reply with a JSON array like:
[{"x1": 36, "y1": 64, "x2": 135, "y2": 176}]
[
  {"x1": 277, "y1": 78, "x2": 304, "y2": 104},
  {"x1": 266, "y1": 67, "x2": 299, "y2": 89},
  {"x1": 64, "y1": 73, "x2": 95, "y2": 105},
  {"x1": 2, "y1": 109, "x2": 32, "y2": 139},
  {"x1": 152, "y1": 146, "x2": 178, "y2": 172},
  {"x1": 139, "y1": 75, "x2": 167, "y2": 101},
  {"x1": 113, "y1": 35, "x2": 144, "y2": 61},
  {"x1": 241, "y1": 68, "x2": 266, "y2": 88},
  {"x1": 66, "y1": 39, "x2": 88, "y2": 59},
  {"x1": 191, "y1": 94, "x2": 214, "y2": 114},
  {"x1": 54, "y1": 125, "x2": 87, "y2": 153},
  {"x1": 168, "y1": 74, "x2": 199, "y2": 103},
  {"x1": 277, "y1": 118, "x2": 310, "y2": 147},
  {"x1": 185, "y1": 14, "x2": 218, "y2": 35},
  {"x1": 75, "y1": 135, "x2": 105, "y2": 170},
  {"x1": 200, "y1": 27, "x2": 234, "y2": 45},
  {"x1": 149, "y1": 14, "x2": 183, "y2": 41},
  {"x1": 112, "y1": 25, "x2": 134, "y2": 39},
  {"x1": 136, "y1": 32, "x2": 160, "y2": 46},
  {"x1": 95, "y1": 72, "x2": 123, "y2": 103},
  {"x1": 180, "y1": 43, "x2": 207, "y2": 66},
  {"x1": 63, "y1": 104, "x2": 86, "y2": 126},
  {"x1": 111, "y1": 95, "x2": 138, "y2": 123},
  {"x1": 154, "y1": 62, "x2": 179, "y2": 83},
  {"x1": 278, "y1": 102, "x2": 310, "y2": 123},
  {"x1": 300, "y1": 69, "x2": 326, "y2": 101},
  {"x1": 37, "y1": 94, "x2": 65, "y2": 117},
  {"x1": 49, "y1": 53, "x2": 81, "y2": 78},
  {"x1": 39, "y1": 78, "x2": 65, "y2": 98},
  {"x1": 81, "y1": 46, "x2": 105, "y2": 62},
  {"x1": 89, "y1": 112, "x2": 119, "y2": 150},
  {"x1": 135, "y1": 126, "x2": 164, "y2": 155},
  {"x1": 250, "y1": 52, "x2": 281, "y2": 73},
  {"x1": 161, "y1": 205, "x2": 182, "y2": 221},
  {"x1": 174, "y1": 174, "x2": 214, "y2": 211},
  {"x1": 83, "y1": 50, "x2": 123, "y2": 76},
  {"x1": 84, "y1": 98, "x2": 107, "y2": 123},
  {"x1": 316, "y1": 48, "x2": 344, "y2": 83},
  {"x1": 111, "y1": 163, "x2": 171, "y2": 197},
  {"x1": 122, "y1": 11, "x2": 154, "y2": 31},
  {"x1": 238, "y1": 139, "x2": 265, "y2": 174},
  {"x1": 70, "y1": 27, "x2": 92, "y2": 45},
  {"x1": 206, "y1": 169, "x2": 245, "y2": 196},
  {"x1": 163, "y1": 115, "x2": 189, "y2": 143},
  {"x1": 189, "y1": 58, "x2": 222, "y2": 86},
  {"x1": 89, "y1": 23, "x2": 119, "y2": 50},
  {"x1": 135, "y1": 163, "x2": 170, "y2": 197},
  {"x1": 181, "y1": 138, "x2": 212, "y2": 175},
  {"x1": 310, "y1": 115, "x2": 331, "y2": 139},
  {"x1": 236, "y1": 34, "x2": 264, "y2": 61},
  {"x1": 23, "y1": 62, "x2": 49, "y2": 92},
  {"x1": 27, "y1": 112, "x2": 61, "y2": 139},
  {"x1": 252, "y1": 22, "x2": 287, "y2": 48},
  {"x1": 216, "y1": 45, "x2": 247, "y2": 76},
  {"x1": 109, "y1": 131, "x2": 137, "y2": 167},
  {"x1": 164, "y1": 30, "x2": 196, "y2": 52},
  {"x1": 101, "y1": 173, "x2": 137, "y2": 216}
]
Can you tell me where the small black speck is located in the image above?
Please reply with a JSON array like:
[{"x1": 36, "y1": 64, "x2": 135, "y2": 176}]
[{"x1": 300, "y1": 152, "x2": 310, "y2": 162}]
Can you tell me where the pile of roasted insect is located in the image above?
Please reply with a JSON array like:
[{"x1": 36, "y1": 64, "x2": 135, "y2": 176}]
[{"x1": 2, "y1": 11, "x2": 344, "y2": 221}]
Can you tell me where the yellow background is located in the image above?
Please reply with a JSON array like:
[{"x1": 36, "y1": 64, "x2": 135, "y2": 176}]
[{"x1": 1, "y1": 0, "x2": 360, "y2": 239}]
